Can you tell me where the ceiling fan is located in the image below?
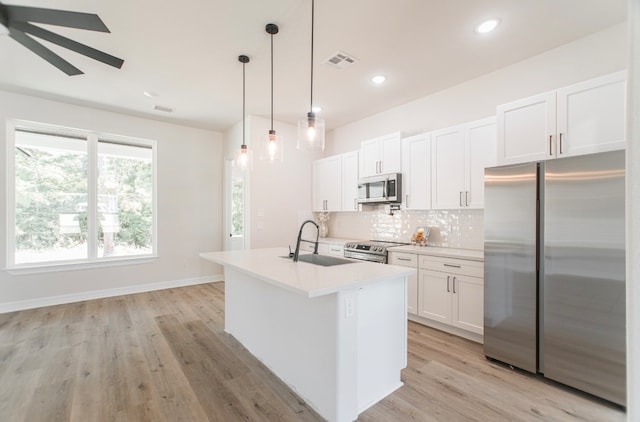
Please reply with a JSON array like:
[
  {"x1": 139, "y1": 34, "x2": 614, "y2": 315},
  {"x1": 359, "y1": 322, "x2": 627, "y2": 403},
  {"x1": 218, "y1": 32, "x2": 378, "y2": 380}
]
[{"x1": 0, "y1": 1, "x2": 124, "y2": 76}]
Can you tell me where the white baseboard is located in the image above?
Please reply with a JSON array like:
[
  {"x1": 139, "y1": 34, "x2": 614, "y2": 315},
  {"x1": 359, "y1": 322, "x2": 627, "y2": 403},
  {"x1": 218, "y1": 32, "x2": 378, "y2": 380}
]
[{"x1": 0, "y1": 274, "x2": 224, "y2": 314}]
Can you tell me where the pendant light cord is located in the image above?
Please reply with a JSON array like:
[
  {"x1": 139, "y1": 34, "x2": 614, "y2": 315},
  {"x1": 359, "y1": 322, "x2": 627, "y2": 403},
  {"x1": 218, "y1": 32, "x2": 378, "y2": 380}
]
[
  {"x1": 242, "y1": 59, "x2": 246, "y2": 148},
  {"x1": 270, "y1": 31, "x2": 274, "y2": 131},
  {"x1": 310, "y1": 0, "x2": 314, "y2": 111}
]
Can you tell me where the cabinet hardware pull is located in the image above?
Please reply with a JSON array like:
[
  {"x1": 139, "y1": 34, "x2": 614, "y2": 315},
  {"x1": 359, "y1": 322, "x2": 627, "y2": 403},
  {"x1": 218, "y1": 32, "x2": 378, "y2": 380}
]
[
  {"x1": 380, "y1": 161, "x2": 383, "y2": 172},
  {"x1": 398, "y1": 257, "x2": 411, "y2": 261},
  {"x1": 452, "y1": 277, "x2": 457, "y2": 293},
  {"x1": 444, "y1": 263, "x2": 461, "y2": 268},
  {"x1": 559, "y1": 133, "x2": 563, "y2": 154},
  {"x1": 406, "y1": 194, "x2": 409, "y2": 208},
  {"x1": 465, "y1": 191, "x2": 469, "y2": 206},
  {"x1": 459, "y1": 191, "x2": 463, "y2": 207},
  {"x1": 549, "y1": 135, "x2": 553, "y2": 156},
  {"x1": 447, "y1": 276, "x2": 450, "y2": 292},
  {"x1": 354, "y1": 198, "x2": 357, "y2": 210}
]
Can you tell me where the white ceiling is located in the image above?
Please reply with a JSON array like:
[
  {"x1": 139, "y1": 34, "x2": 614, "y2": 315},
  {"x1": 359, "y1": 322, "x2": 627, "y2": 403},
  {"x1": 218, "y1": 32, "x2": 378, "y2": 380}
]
[{"x1": 0, "y1": 0, "x2": 628, "y2": 132}]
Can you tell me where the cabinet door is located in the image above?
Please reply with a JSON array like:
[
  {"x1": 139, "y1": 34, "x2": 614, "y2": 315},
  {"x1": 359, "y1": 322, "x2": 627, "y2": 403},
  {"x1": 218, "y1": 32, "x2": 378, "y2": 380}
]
[
  {"x1": 497, "y1": 91, "x2": 556, "y2": 165},
  {"x1": 313, "y1": 155, "x2": 342, "y2": 212},
  {"x1": 466, "y1": 117, "x2": 497, "y2": 209},
  {"x1": 341, "y1": 151, "x2": 359, "y2": 211},
  {"x1": 379, "y1": 133, "x2": 402, "y2": 174},
  {"x1": 389, "y1": 252, "x2": 418, "y2": 315},
  {"x1": 402, "y1": 133, "x2": 431, "y2": 210},
  {"x1": 359, "y1": 138, "x2": 380, "y2": 177},
  {"x1": 418, "y1": 269, "x2": 451, "y2": 324},
  {"x1": 431, "y1": 126, "x2": 466, "y2": 209},
  {"x1": 451, "y1": 275, "x2": 484, "y2": 335},
  {"x1": 557, "y1": 71, "x2": 626, "y2": 158}
]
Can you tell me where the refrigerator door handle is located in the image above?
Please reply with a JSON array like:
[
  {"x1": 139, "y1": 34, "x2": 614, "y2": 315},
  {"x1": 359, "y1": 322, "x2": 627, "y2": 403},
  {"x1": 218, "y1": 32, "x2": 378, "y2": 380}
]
[{"x1": 446, "y1": 276, "x2": 450, "y2": 292}]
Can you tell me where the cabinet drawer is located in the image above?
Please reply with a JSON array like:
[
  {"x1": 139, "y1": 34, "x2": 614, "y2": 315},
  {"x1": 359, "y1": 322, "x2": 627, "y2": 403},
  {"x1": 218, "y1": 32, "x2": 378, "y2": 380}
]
[
  {"x1": 325, "y1": 245, "x2": 344, "y2": 257},
  {"x1": 300, "y1": 242, "x2": 317, "y2": 253},
  {"x1": 419, "y1": 255, "x2": 483, "y2": 278},
  {"x1": 389, "y1": 252, "x2": 418, "y2": 267}
]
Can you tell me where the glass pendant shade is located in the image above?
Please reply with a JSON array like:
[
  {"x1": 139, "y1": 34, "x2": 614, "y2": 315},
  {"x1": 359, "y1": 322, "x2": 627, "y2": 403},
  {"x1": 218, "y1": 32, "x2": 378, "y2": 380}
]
[
  {"x1": 297, "y1": 112, "x2": 325, "y2": 152},
  {"x1": 235, "y1": 143, "x2": 253, "y2": 170},
  {"x1": 260, "y1": 129, "x2": 284, "y2": 162}
]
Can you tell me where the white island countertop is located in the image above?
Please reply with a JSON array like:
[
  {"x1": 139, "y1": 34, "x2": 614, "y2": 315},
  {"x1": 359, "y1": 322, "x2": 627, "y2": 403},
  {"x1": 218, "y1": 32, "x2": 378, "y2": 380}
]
[{"x1": 200, "y1": 247, "x2": 415, "y2": 298}]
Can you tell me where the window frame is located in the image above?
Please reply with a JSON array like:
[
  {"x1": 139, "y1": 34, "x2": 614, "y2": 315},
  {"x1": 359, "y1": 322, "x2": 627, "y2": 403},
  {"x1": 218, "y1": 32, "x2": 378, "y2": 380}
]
[{"x1": 5, "y1": 119, "x2": 158, "y2": 272}]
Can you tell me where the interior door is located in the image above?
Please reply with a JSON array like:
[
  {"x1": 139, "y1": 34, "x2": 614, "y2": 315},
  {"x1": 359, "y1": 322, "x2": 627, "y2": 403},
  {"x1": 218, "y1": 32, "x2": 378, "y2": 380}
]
[{"x1": 225, "y1": 158, "x2": 246, "y2": 251}]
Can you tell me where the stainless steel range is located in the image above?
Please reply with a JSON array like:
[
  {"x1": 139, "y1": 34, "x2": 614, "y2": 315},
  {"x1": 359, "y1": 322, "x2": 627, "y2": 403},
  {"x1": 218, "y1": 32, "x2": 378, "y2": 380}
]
[{"x1": 343, "y1": 240, "x2": 409, "y2": 264}]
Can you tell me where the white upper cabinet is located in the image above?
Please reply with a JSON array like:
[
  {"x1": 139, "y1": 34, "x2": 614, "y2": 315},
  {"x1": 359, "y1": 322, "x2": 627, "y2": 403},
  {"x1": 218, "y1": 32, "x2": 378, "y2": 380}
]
[
  {"x1": 431, "y1": 117, "x2": 496, "y2": 209},
  {"x1": 466, "y1": 118, "x2": 497, "y2": 208},
  {"x1": 401, "y1": 133, "x2": 431, "y2": 210},
  {"x1": 312, "y1": 155, "x2": 342, "y2": 212},
  {"x1": 497, "y1": 71, "x2": 626, "y2": 165},
  {"x1": 556, "y1": 71, "x2": 626, "y2": 157},
  {"x1": 431, "y1": 126, "x2": 466, "y2": 209},
  {"x1": 341, "y1": 151, "x2": 359, "y2": 212},
  {"x1": 359, "y1": 132, "x2": 402, "y2": 177}
]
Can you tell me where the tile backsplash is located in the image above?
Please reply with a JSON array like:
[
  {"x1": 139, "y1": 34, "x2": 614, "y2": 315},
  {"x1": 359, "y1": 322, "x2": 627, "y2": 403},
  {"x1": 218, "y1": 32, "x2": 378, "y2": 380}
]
[{"x1": 325, "y1": 206, "x2": 484, "y2": 250}]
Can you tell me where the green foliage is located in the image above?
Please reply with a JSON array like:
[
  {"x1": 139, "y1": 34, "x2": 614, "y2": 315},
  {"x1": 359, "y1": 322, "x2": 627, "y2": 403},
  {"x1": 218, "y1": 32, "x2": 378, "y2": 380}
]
[{"x1": 15, "y1": 144, "x2": 153, "y2": 254}]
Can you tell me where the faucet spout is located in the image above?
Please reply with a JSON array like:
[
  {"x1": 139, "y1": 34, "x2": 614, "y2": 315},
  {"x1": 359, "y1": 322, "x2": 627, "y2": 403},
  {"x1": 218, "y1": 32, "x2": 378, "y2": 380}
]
[{"x1": 293, "y1": 220, "x2": 320, "y2": 262}]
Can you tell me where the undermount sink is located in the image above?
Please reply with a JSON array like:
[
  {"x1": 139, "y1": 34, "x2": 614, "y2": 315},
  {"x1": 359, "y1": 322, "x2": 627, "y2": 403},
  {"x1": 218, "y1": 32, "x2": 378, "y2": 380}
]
[{"x1": 282, "y1": 254, "x2": 355, "y2": 267}]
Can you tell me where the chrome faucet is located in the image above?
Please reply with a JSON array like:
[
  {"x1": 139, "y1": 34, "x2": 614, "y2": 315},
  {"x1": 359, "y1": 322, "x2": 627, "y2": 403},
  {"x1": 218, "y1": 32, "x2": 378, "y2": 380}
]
[{"x1": 293, "y1": 220, "x2": 320, "y2": 262}]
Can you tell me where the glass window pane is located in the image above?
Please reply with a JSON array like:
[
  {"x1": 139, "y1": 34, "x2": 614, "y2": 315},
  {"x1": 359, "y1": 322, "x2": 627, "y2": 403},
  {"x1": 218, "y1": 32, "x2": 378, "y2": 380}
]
[
  {"x1": 14, "y1": 131, "x2": 88, "y2": 264},
  {"x1": 231, "y1": 176, "x2": 244, "y2": 236},
  {"x1": 97, "y1": 141, "x2": 153, "y2": 258}
]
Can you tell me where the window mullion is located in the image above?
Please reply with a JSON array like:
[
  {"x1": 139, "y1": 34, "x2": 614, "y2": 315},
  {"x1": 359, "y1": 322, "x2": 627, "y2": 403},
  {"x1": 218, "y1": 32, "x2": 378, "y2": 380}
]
[
  {"x1": 87, "y1": 134, "x2": 98, "y2": 260},
  {"x1": 6, "y1": 121, "x2": 16, "y2": 267}
]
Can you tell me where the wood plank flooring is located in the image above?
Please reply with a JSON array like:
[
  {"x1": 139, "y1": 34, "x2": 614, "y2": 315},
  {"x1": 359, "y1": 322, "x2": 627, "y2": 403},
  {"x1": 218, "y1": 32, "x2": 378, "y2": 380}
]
[{"x1": 0, "y1": 282, "x2": 625, "y2": 421}]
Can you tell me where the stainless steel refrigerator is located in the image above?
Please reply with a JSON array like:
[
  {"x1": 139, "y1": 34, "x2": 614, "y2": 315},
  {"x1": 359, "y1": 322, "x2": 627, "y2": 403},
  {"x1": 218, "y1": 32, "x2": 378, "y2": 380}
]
[{"x1": 483, "y1": 150, "x2": 626, "y2": 406}]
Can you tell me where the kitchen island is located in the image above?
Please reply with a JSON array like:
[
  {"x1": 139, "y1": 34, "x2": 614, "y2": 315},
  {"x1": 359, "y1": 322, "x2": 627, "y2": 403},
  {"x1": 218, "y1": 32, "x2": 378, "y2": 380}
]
[{"x1": 200, "y1": 248, "x2": 415, "y2": 422}]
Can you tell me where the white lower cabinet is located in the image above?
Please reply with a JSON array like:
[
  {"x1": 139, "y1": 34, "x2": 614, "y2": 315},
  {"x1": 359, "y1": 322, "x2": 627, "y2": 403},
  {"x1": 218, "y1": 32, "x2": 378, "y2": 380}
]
[
  {"x1": 388, "y1": 252, "x2": 418, "y2": 315},
  {"x1": 418, "y1": 255, "x2": 484, "y2": 335}
]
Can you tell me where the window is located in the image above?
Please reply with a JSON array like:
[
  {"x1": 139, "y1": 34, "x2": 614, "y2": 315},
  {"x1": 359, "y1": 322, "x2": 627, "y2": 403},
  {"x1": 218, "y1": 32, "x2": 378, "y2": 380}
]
[{"x1": 8, "y1": 121, "x2": 156, "y2": 269}]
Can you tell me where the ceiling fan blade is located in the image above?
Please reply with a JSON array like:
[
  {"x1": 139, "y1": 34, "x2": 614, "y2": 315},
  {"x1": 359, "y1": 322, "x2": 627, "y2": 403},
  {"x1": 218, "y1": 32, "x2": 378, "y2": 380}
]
[
  {"x1": 9, "y1": 27, "x2": 83, "y2": 76},
  {"x1": 6, "y1": 5, "x2": 109, "y2": 32},
  {"x1": 12, "y1": 21, "x2": 124, "y2": 69}
]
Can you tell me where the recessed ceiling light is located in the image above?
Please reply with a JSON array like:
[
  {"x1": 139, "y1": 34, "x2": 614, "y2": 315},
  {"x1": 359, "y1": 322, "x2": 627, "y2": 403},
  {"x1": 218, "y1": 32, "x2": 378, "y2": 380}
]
[
  {"x1": 371, "y1": 75, "x2": 387, "y2": 85},
  {"x1": 143, "y1": 91, "x2": 158, "y2": 98},
  {"x1": 312, "y1": 106, "x2": 323, "y2": 113},
  {"x1": 475, "y1": 19, "x2": 500, "y2": 34}
]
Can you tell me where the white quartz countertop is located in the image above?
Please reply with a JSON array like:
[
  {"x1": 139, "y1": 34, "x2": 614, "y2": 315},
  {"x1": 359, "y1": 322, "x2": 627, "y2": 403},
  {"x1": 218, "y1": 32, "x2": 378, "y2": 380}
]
[
  {"x1": 200, "y1": 248, "x2": 415, "y2": 298},
  {"x1": 387, "y1": 245, "x2": 484, "y2": 261}
]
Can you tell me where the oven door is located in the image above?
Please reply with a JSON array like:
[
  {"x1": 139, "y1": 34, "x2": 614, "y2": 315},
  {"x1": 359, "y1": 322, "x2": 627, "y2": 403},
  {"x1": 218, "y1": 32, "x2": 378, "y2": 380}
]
[{"x1": 344, "y1": 249, "x2": 386, "y2": 263}]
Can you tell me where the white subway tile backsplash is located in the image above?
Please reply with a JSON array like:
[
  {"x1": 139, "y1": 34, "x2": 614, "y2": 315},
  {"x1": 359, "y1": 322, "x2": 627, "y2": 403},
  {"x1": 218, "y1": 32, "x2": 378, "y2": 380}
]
[{"x1": 327, "y1": 206, "x2": 484, "y2": 250}]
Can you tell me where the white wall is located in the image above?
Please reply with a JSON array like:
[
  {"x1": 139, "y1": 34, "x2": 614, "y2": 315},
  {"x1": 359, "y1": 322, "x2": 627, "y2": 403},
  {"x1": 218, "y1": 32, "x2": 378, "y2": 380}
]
[
  {"x1": 325, "y1": 23, "x2": 628, "y2": 155},
  {"x1": 223, "y1": 115, "x2": 319, "y2": 250},
  {"x1": 0, "y1": 91, "x2": 224, "y2": 311}
]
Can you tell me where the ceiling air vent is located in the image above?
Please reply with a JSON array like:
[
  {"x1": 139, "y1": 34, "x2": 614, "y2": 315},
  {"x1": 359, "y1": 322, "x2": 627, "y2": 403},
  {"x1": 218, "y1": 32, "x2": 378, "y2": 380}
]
[
  {"x1": 153, "y1": 105, "x2": 174, "y2": 113},
  {"x1": 323, "y1": 51, "x2": 358, "y2": 70}
]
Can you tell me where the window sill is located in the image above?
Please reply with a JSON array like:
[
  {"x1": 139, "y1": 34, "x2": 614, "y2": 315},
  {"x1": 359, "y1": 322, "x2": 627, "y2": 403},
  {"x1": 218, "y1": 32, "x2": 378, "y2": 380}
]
[{"x1": 4, "y1": 255, "x2": 158, "y2": 275}]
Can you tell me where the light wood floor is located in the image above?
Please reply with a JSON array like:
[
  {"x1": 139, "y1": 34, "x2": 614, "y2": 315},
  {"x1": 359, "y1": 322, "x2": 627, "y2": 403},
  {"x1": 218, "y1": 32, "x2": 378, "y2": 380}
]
[{"x1": 0, "y1": 282, "x2": 625, "y2": 421}]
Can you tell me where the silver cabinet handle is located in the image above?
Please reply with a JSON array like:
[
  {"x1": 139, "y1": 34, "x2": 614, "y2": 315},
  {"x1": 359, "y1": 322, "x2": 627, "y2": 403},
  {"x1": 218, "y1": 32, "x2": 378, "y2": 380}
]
[
  {"x1": 459, "y1": 191, "x2": 463, "y2": 207},
  {"x1": 444, "y1": 263, "x2": 461, "y2": 268},
  {"x1": 446, "y1": 275, "x2": 450, "y2": 292},
  {"x1": 397, "y1": 257, "x2": 411, "y2": 262},
  {"x1": 465, "y1": 191, "x2": 469, "y2": 206},
  {"x1": 549, "y1": 135, "x2": 553, "y2": 156},
  {"x1": 406, "y1": 194, "x2": 410, "y2": 208},
  {"x1": 452, "y1": 277, "x2": 457, "y2": 294},
  {"x1": 380, "y1": 160, "x2": 383, "y2": 173},
  {"x1": 559, "y1": 133, "x2": 563, "y2": 154},
  {"x1": 354, "y1": 198, "x2": 357, "y2": 210}
]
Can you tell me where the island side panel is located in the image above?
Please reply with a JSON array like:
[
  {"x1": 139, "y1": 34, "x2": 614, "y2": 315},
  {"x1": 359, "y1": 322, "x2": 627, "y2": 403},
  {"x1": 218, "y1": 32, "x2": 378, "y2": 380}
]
[
  {"x1": 223, "y1": 266, "x2": 343, "y2": 421},
  {"x1": 356, "y1": 276, "x2": 408, "y2": 413}
]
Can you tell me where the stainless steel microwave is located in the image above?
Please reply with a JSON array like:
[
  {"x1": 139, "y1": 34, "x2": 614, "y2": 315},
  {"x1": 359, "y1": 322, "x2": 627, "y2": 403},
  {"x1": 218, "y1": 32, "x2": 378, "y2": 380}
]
[{"x1": 357, "y1": 173, "x2": 402, "y2": 204}]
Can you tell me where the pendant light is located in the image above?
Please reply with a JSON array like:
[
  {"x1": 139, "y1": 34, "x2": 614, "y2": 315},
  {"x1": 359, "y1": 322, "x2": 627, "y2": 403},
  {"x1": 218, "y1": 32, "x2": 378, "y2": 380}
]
[
  {"x1": 235, "y1": 54, "x2": 253, "y2": 170},
  {"x1": 260, "y1": 23, "x2": 284, "y2": 162},
  {"x1": 297, "y1": 0, "x2": 325, "y2": 152}
]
